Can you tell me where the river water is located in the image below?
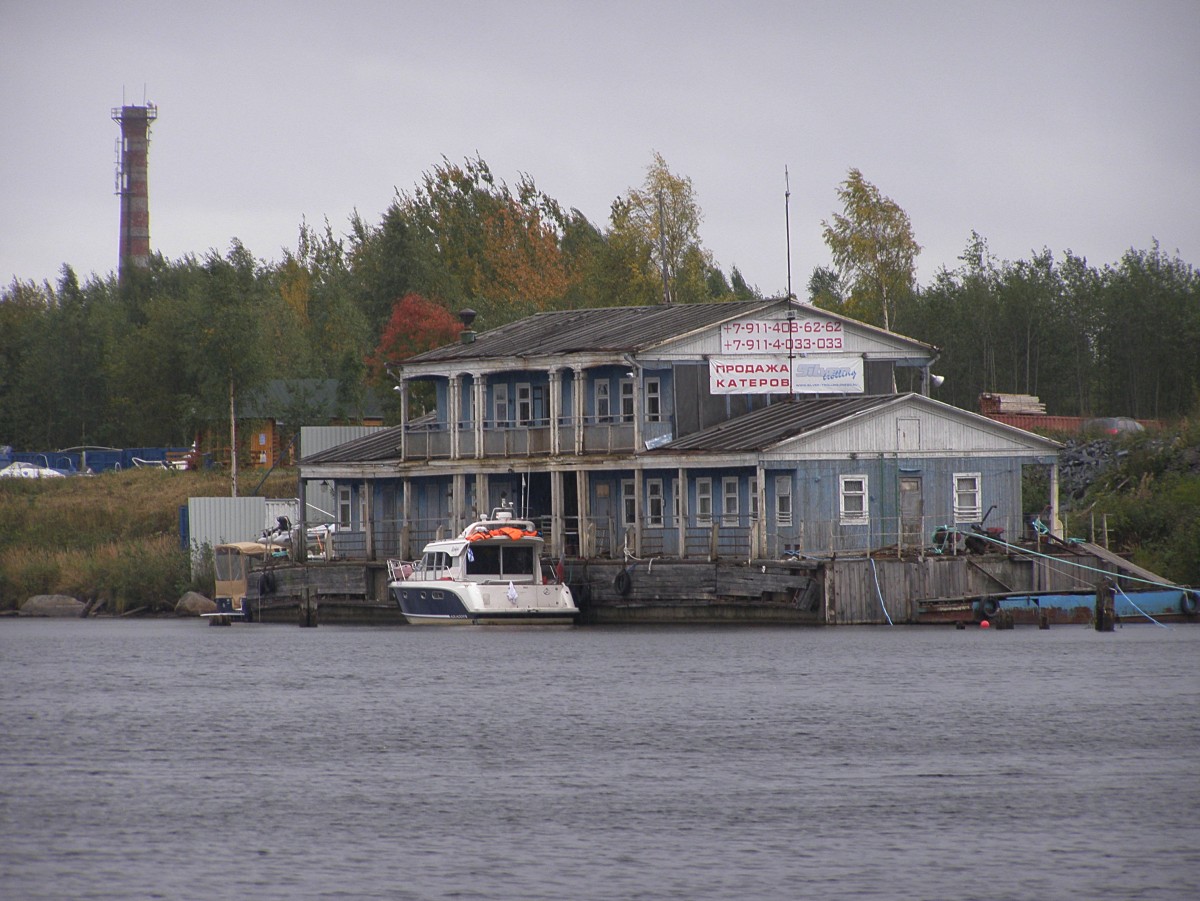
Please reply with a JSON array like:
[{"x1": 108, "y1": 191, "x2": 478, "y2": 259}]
[{"x1": 1, "y1": 619, "x2": 1197, "y2": 900}]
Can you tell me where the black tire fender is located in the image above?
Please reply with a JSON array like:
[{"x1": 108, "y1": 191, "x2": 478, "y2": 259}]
[
  {"x1": 613, "y1": 569, "x2": 632, "y2": 596},
  {"x1": 1181, "y1": 592, "x2": 1199, "y2": 615}
]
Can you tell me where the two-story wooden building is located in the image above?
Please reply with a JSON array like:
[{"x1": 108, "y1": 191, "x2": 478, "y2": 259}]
[{"x1": 299, "y1": 298, "x2": 1063, "y2": 594}]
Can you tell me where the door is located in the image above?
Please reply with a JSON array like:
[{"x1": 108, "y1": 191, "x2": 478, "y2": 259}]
[{"x1": 899, "y1": 476, "x2": 923, "y2": 548}]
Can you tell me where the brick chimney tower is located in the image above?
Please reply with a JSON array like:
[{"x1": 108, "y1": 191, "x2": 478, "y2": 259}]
[{"x1": 112, "y1": 102, "x2": 157, "y2": 279}]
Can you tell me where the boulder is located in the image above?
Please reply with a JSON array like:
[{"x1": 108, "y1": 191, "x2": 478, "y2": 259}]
[
  {"x1": 175, "y1": 591, "x2": 217, "y2": 616},
  {"x1": 20, "y1": 594, "x2": 85, "y2": 617}
]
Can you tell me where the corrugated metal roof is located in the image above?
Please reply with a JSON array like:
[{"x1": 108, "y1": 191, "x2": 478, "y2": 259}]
[
  {"x1": 300, "y1": 425, "x2": 403, "y2": 464},
  {"x1": 404, "y1": 300, "x2": 775, "y2": 364},
  {"x1": 657, "y1": 395, "x2": 900, "y2": 453}
]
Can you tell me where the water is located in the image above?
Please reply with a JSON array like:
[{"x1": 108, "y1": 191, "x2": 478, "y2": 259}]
[{"x1": 1, "y1": 619, "x2": 1197, "y2": 900}]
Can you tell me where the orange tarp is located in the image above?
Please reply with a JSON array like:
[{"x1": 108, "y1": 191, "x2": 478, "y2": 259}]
[{"x1": 466, "y1": 527, "x2": 539, "y2": 542}]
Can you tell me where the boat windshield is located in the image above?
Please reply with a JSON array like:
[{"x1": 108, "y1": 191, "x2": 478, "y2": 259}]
[
  {"x1": 414, "y1": 550, "x2": 454, "y2": 578},
  {"x1": 464, "y1": 544, "x2": 535, "y2": 580},
  {"x1": 214, "y1": 548, "x2": 248, "y2": 581}
]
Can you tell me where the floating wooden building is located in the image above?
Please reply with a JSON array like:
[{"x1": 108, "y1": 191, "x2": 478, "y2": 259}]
[{"x1": 250, "y1": 297, "x2": 1190, "y2": 625}]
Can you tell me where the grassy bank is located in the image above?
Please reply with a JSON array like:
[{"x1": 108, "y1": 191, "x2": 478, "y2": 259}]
[{"x1": 0, "y1": 467, "x2": 297, "y2": 614}]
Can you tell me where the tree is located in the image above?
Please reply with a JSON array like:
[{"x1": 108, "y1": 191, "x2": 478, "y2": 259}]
[
  {"x1": 377, "y1": 156, "x2": 577, "y2": 325},
  {"x1": 609, "y1": 152, "x2": 712, "y2": 305},
  {"x1": 366, "y1": 293, "x2": 462, "y2": 379},
  {"x1": 821, "y1": 168, "x2": 921, "y2": 330},
  {"x1": 807, "y1": 266, "x2": 845, "y2": 311}
]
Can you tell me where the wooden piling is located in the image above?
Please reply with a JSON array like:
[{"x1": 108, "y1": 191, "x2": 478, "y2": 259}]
[
  {"x1": 299, "y1": 587, "x2": 318, "y2": 628},
  {"x1": 1094, "y1": 581, "x2": 1115, "y2": 632}
]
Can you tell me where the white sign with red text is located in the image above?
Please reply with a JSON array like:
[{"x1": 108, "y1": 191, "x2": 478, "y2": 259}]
[{"x1": 709, "y1": 355, "x2": 864, "y2": 394}]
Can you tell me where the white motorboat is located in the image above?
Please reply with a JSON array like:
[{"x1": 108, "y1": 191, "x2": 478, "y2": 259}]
[{"x1": 389, "y1": 508, "x2": 578, "y2": 625}]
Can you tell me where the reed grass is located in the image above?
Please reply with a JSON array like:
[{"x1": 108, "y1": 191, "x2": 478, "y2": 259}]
[{"x1": 0, "y1": 467, "x2": 297, "y2": 612}]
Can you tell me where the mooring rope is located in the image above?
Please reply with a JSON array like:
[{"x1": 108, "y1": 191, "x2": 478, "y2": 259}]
[
  {"x1": 868, "y1": 557, "x2": 894, "y2": 626},
  {"x1": 1114, "y1": 584, "x2": 1171, "y2": 629},
  {"x1": 943, "y1": 527, "x2": 1182, "y2": 592}
]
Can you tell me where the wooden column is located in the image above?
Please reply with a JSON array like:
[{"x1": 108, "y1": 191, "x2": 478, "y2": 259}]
[
  {"x1": 677, "y1": 466, "x2": 688, "y2": 559},
  {"x1": 399, "y1": 378, "x2": 409, "y2": 461},
  {"x1": 549, "y1": 367, "x2": 562, "y2": 456},
  {"x1": 573, "y1": 366, "x2": 585, "y2": 455},
  {"x1": 448, "y1": 375, "x2": 460, "y2": 459},
  {"x1": 474, "y1": 372, "x2": 487, "y2": 459}
]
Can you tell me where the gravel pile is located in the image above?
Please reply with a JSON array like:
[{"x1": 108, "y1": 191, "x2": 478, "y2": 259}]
[{"x1": 1057, "y1": 438, "x2": 1128, "y2": 501}]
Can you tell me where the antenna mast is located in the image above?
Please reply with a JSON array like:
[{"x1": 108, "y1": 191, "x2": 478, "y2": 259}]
[{"x1": 785, "y1": 166, "x2": 793, "y2": 301}]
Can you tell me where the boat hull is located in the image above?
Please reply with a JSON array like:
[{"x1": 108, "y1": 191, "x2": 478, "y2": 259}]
[
  {"x1": 391, "y1": 582, "x2": 578, "y2": 626},
  {"x1": 920, "y1": 587, "x2": 1199, "y2": 625}
]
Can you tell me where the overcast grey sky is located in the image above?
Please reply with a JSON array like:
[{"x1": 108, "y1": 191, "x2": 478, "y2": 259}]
[{"x1": 2, "y1": 0, "x2": 1197, "y2": 297}]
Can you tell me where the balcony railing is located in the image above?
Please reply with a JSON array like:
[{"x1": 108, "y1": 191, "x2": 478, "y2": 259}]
[{"x1": 401, "y1": 414, "x2": 676, "y2": 460}]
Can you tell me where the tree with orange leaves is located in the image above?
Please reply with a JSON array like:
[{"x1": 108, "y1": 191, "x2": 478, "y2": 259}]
[{"x1": 365, "y1": 292, "x2": 461, "y2": 382}]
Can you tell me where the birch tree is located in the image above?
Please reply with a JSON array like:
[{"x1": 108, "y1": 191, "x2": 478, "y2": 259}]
[{"x1": 821, "y1": 168, "x2": 921, "y2": 331}]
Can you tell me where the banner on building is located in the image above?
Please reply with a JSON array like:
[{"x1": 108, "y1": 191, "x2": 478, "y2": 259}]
[{"x1": 709, "y1": 355, "x2": 864, "y2": 394}]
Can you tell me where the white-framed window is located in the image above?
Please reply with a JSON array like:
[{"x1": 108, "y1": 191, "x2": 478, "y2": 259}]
[
  {"x1": 493, "y1": 384, "x2": 509, "y2": 426},
  {"x1": 775, "y1": 475, "x2": 793, "y2": 527},
  {"x1": 595, "y1": 381, "x2": 611, "y2": 422},
  {"x1": 516, "y1": 383, "x2": 532, "y2": 425},
  {"x1": 620, "y1": 379, "x2": 635, "y2": 422},
  {"x1": 645, "y1": 378, "x2": 662, "y2": 423},
  {"x1": 749, "y1": 477, "x2": 759, "y2": 522},
  {"x1": 839, "y1": 475, "x2": 868, "y2": 524},
  {"x1": 954, "y1": 472, "x2": 982, "y2": 523},
  {"x1": 696, "y1": 477, "x2": 713, "y2": 526},
  {"x1": 621, "y1": 478, "x2": 636, "y2": 527},
  {"x1": 722, "y1": 476, "x2": 739, "y2": 526},
  {"x1": 337, "y1": 485, "x2": 353, "y2": 528},
  {"x1": 646, "y1": 479, "x2": 664, "y2": 528}
]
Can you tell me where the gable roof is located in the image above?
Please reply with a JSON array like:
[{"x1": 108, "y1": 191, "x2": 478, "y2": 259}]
[
  {"x1": 657, "y1": 393, "x2": 1062, "y2": 455},
  {"x1": 404, "y1": 300, "x2": 775, "y2": 364},
  {"x1": 300, "y1": 423, "x2": 402, "y2": 464},
  {"x1": 660, "y1": 395, "x2": 899, "y2": 452}
]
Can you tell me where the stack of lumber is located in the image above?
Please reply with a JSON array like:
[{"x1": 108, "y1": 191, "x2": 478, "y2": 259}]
[{"x1": 978, "y1": 393, "x2": 1046, "y2": 415}]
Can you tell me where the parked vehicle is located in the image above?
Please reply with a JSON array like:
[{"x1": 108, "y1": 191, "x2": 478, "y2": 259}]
[{"x1": 1082, "y1": 417, "x2": 1144, "y2": 435}]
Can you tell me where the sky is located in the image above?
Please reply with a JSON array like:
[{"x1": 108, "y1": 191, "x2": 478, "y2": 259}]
[{"x1": 2, "y1": 0, "x2": 1198, "y2": 298}]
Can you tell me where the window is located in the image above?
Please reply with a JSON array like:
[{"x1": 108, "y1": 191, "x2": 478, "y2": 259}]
[
  {"x1": 722, "y1": 477, "x2": 739, "y2": 526},
  {"x1": 839, "y1": 475, "x2": 868, "y2": 524},
  {"x1": 749, "y1": 477, "x2": 759, "y2": 522},
  {"x1": 954, "y1": 472, "x2": 982, "y2": 523},
  {"x1": 532, "y1": 385, "x2": 546, "y2": 425},
  {"x1": 516, "y1": 383, "x2": 532, "y2": 425},
  {"x1": 645, "y1": 378, "x2": 662, "y2": 422},
  {"x1": 464, "y1": 545, "x2": 534, "y2": 578},
  {"x1": 620, "y1": 379, "x2": 635, "y2": 422},
  {"x1": 775, "y1": 476, "x2": 793, "y2": 527},
  {"x1": 621, "y1": 479, "x2": 636, "y2": 527},
  {"x1": 595, "y1": 381, "x2": 611, "y2": 422},
  {"x1": 647, "y1": 479, "x2": 664, "y2": 528},
  {"x1": 696, "y1": 478, "x2": 713, "y2": 526},
  {"x1": 337, "y1": 485, "x2": 353, "y2": 528},
  {"x1": 493, "y1": 384, "x2": 510, "y2": 426}
]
